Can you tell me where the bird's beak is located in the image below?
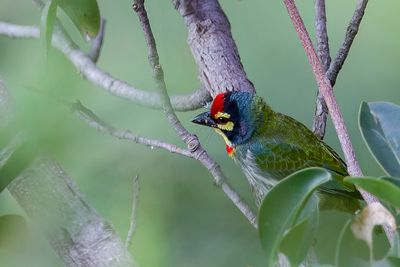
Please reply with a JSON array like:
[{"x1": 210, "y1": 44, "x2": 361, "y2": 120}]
[{"x1": 192, "y1": 112, "x2": 217, "y2": 128}]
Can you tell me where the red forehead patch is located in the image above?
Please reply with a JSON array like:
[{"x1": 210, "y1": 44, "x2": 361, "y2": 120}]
[{"x1": 210, "y1": 93, "x2": 225, "y2": 118}]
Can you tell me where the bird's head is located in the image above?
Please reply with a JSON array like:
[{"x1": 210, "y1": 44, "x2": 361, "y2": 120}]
[{"x1": 192, "y1": 91, "x2": 260, "y2": 155}]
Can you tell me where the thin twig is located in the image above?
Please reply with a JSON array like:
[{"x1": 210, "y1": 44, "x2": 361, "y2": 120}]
[
  {"x1": 69, "y1": 100, "x2": 194, "y2": 158},
  {"x1": 132, "y1": 0, "x2": 192, "y2": 143},
  {"x1": 132, "y1": 0, "x2": 257, "y2": 228},
  {"x1": 326, "y1": 0, "x2": 369, "y2": 86},
  {"x1": 26, "y1": 85, "x2": 255, "y2": 227},
  {"x1": 72, "y1": 98, "x2": 257, "y2": 226},
  {"x1": 312, "y1": 0, "x2": 369, "y2": 139},
  {"x1": 312, "y1": 0, "x2": 330, "y2": 139},
  {"x1": 282, "y1": 0, "x2": 393, "y2": 242},
  {"x1": 0, "y1": 21, "x2": 211, "y2": 111},
  {"x1": 71, "y1": 97, "x2": 258, "y2": 239},
  {"x1": 88, "y1": 19, "x2": 106, "y2": 63},
  {"x1": 125, "y1": 175, "x2": 140, "y2": 249}
]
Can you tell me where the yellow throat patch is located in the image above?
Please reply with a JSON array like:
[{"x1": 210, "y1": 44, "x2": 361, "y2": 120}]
[{"x1": 215, "y1": 129, "x2": 235, "y2": 157}]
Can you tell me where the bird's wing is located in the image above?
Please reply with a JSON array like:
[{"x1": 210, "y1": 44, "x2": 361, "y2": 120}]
[
  {"x1": 248, "y1": 140, "x2": 357, "y2": 195},
  {"x1": 317, "y1": 143, "x2": 348, "y2": 176},
  {"x1": 249, "y1": 141, "x2": 318, "y2": 179}
]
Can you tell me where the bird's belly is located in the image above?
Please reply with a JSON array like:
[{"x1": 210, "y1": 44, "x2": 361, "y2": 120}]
[{"x1": 233, "y1": 153, "x2": 277, "y2": 206}]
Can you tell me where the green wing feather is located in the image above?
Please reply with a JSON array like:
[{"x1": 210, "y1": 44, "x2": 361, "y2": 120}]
[{"x1": 248, "y1": 109, "x2": 358, "y2": 196}]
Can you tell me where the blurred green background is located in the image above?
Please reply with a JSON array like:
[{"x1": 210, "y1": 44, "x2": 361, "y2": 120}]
[{"x1": 0, "y1": 0, "x2": 399, "y2": 266}]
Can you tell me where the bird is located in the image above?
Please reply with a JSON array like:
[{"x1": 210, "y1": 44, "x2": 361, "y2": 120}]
[{"x1": 192, "y1": 91, "x2": 360, "y2": 208}]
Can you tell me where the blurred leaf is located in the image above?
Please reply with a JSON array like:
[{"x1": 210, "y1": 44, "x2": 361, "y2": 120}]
[
  {"x1": 41, "y1": 0, "x2": 58, "y2": 56},
  {"x1": 382, "y1": 176, "x2": 400, "y2": 188},
  {"x1": 344, "y1": 176, "x2": 400, "y2": 208},
  {"x1": 359, "y1": 102, "x2": 400, "y2": 177},
  {"x1": 332, "y1": 214, "x2": 374, "y2": 267},
  {"x1": 58, "y1": 0, "x2": 100, "y2": 39},
  {"x1": 374, "y1": 257, "x2": 400, "y2": 267},
  {"x1": 388, "y1": 233, "x2": 400, "y2": 258},
  {"x1": 280, "y1": 195, "x2": 319, "y2": 266},
  {"x1": 0, "y1": 133, "x2": 25, "y2": 169},
  {"x1": 258, "y1": 167, "x2": 332, "y2": 266},
  {"x1": 0, "y1": 140, "x2": 37, "y2": 193},
  {"x1": 0, "y1": 80, "x2": 14, "y2": 128},
  {"x1": 334, "y1": 219, "x2": 352, "y2": 266},
  {"x1": 387, "y1": 257, "x2": 400, "y2": 266},
  {"x1": 373, "y1": 234, "x2": 400, "y2": 267},
  {"x1": 351, "y1": 203, "x2": 396, "y2": 250},
  {"x1": 0, "y1": 215, "x2": 28, "y2": 250}
]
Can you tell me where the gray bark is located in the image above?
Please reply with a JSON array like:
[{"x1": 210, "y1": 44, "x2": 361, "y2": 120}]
[
  {"x1": 0, "y1": 81, "x2": 135, "y2": 267},
  {"x1": 174, "y1": 0, "x2": 255, "y2": 96}
]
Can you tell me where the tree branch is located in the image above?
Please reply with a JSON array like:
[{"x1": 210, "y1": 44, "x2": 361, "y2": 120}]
[
  {"x1": 10, "y1": 157, "x2": 138, "y2": 267},
  {"x1": 326, "y1": 0, "x2": 369, "y2": 86},
  {"x1": 312, "y1": 0, "x2": 369, "y2": 138},
  {"x1": 0, "y1": 81, "x2": 137, "y2": 267},
  {"x1": 125, "y1": 175, "x2": 140, "y2": 249},
  {"x1": 312, "y1": 0, "x2": 330, "y2": 139},
  {"x1": 133, "y1": 0, "x2": 193, "y2": 143},
  {"x1": 314, "y1": 0, "x2": 331, "y2": 71},
  {"x1": 132, "y1": 0, "x2": 257, "y2": 228},
  {"x1": 282, "y1": 0, "x2": 393, "y2": 241},
  {"x1": 0, "y1": 21, "x2": 211, "y2": 111},
  {"x1": 69, "y1": 100, "x2": 194, "y2": 158},
  {"x1": 173, "y1": 0, "x2": 255, "y2": 96}
]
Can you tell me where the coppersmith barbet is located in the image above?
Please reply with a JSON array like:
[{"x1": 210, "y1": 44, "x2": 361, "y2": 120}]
[{"x1": 192, "y1": 91, "x2": 360, "y2": 207}]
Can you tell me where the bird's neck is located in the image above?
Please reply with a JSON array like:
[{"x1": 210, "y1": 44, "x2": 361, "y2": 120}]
[
  {"x1": 248, "y1": 96, "x2": 274, "y2": 138},
  {"x1": 233, "y1": 96, "x2": 274, "y2": 146}
]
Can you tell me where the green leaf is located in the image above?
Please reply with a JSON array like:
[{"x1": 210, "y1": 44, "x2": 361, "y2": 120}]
[
  {"x1": 0, "y1": 215, "x2": 28, "y2": 250},
  {"x1": 359, "y1": 102, "x2": 400, "y2": 177},
  {"x1": 334, "y1": 219, "x2": 352, "y2": 266},
  {"x1": 58, "y1": 0, "x2": 101, "y2": 39},
  {"x1": 387, "y1": 257, "x2": 400, "y2": 266},
  {"x1": 280, "y1": 197, "x2": 319, "y2": 266},
  {"x1": 258, "y1": 167, "x2": 333, "y2": 267},
  {"x1": 344, "y1": 176, "x2": 400, "y2": 208},
  {"x1": 41, "y1": 0, "x2": 58, "y2": 55},
  {"x1": 382, "y1": 176, "x2": 400, "y2": 188},
  {"x1": 373, "y1": 234, "x2": 400, "y2": 267}
]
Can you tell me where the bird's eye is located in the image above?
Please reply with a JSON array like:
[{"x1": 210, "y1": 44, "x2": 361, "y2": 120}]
[{"x1": 216, "y1": 117, "x2": 229, "y2": 124}]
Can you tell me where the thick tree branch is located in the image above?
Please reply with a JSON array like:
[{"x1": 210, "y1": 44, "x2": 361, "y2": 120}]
[
  {"x1": 9, "y1": 157, "x2": 138, "y2": 267},
  {"x1": 283, "y1": 0, "x2": 393, "y2": 241},
  {"x1": 0, "y1": 21, "x2": 211, "y2": 111},
  {"x1": 132, "y1": 0, "x2": 257, "y2": 228},
  {"x1": 312, "y1": 0, "x2": 369, "y2": 138},
  {"x1": 312, "y1": 0, "x2": 330, "y2": 139},
  {"x1": 173, "y1": 0, "x2": 255, "y2": 96},
  {"x1": 0, "y1": 81, "x2": 137, "y2": 267}
]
